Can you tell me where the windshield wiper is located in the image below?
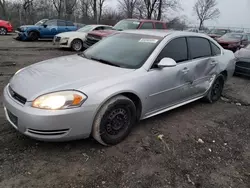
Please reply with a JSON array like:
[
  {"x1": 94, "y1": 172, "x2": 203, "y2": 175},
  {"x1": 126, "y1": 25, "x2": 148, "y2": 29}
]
[{"x1": 91, "y1": 57, "x2": 120, "y2": 67}]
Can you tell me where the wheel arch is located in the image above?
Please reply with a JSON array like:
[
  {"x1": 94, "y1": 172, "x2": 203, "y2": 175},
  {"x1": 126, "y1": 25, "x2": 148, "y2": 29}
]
[
  {"x1": 28, "y1": 30, "x2": 41, "y2": 37},
  {"x1": 93, "y1": 91, "x2": 143, "y2": 123}
]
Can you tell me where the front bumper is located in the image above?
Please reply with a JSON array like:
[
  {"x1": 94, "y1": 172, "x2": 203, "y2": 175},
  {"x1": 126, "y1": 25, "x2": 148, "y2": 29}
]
[
  {"x1": 53, "y1": 36, "x2": 70, "y2": 48},
  {"x1": 14, "y1": 31, "x2": 28, "y2": 41},
  {"x1": 2, "y1": 86, "x2": 96, "y2": 141},
  {"x1": 235, "y1": 59, "x2": 250, "y2": 76}
]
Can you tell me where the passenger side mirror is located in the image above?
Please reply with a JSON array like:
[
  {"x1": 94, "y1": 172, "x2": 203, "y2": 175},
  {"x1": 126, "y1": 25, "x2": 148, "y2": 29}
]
[
  {"x1": 43, "y1": 24, "x2": 47, "y2": 28},
  {"x1": 157, "y1": 58, "x2": 177, "y2": 68}
]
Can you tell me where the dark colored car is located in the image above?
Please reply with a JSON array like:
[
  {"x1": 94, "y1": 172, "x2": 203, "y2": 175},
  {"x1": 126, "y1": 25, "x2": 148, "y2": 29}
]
[
  {"x1": 15, "y1": 19, "x2": 77, "y2": 41},
  {"x1": 208, "y1": 29, "x2": 231, "y2": 39},
  {"x1": 234, "y1": 44, "x2": 250, "y2": 76},
  {"x1": 83, "y1": 19, "x2": 167, "y2": 49},
  {"x1": 216, "y1": 33, "x2": 248, "y2": 52},
  {"x1": 0, "y1": 20, "x2": 13, "y2": 35}
]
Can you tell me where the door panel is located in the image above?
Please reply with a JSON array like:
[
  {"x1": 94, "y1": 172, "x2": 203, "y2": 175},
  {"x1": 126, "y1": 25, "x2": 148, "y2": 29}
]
[
  {"x1": 145, "y1": 63, "x2": 193, "y2": 115},
  {"x1": 188, "y1": 57, "x2": 218, "y2": 97}
]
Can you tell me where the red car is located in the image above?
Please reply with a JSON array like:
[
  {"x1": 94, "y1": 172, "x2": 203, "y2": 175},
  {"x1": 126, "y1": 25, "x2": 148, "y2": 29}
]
[
  {"x1": 83, "y1": 19, "x2": 167, "y2": 49},
  {"x1": 0, "y1": 19, "x2": 13, "y2": 35},
  {"x1": 216, "y1": 33, "x2": 248, "y2": 52}
]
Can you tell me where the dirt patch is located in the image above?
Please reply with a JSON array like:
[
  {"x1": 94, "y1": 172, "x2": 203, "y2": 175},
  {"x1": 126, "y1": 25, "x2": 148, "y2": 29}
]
[{"x1": 0, "y1": 35, "x2": 249, "y2": 188}]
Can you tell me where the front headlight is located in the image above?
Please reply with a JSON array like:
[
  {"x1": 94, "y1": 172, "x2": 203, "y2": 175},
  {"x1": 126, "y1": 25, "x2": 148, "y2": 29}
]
[
  {"x1": 32, "y1": 91, "x2": 87, "y2": 110},
  {"x1": 21, "y1": 27, "x2": 27, "y2": 31},
  {"x1": 61, "y1": 37, "x2": 69, "y2": 42}
]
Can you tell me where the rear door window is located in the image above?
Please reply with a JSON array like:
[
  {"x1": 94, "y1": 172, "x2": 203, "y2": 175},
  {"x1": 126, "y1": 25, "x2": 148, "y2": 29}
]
[
  {"x1": 155, "y1": 23, "x2": 165, "y2": 29},
  {"x1": 156, "y1": 37, "x2": 188, "y2": 63},
  {"x1": 187, "y1": 37, "x2": 212, "y2": 59},
  {"x1": 140, "y1": 22, "x2": 154, "y2": 29},
  {"x1": 57, "y1": 20, "x2": 66, "y2": 26},
  {"x1": 210, "y1": 42, "x2": 221, "y2": 56}
]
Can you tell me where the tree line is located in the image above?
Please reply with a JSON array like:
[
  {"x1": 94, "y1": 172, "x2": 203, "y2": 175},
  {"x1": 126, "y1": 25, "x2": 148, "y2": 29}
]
[{"x1": 0, "y1": 0, "x2": 220, "y2": 30}]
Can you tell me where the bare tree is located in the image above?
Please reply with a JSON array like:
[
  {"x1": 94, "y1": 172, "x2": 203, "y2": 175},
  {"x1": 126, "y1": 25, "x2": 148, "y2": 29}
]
[
  {"x1": 52, "y1": 0, "x2": 64, "y2": 18},
  {"x1": 65, "y1": 0, "x2": 77, "y2": 20},
  {"x1": 97, "y1": 0, "x2": 106, "y2": 23},
  {"x1": 118, "y1": 0, "x2": 138, "y2": 18},
  {"x1": 194, "y1": 0, "x2": 220, "y2": 29},
  {"x1": 143, "y1": 0, "x2": 158, "y2": 19},
  {"x1": 0, "y1": 0, "x2": 7, "y2": 18}
]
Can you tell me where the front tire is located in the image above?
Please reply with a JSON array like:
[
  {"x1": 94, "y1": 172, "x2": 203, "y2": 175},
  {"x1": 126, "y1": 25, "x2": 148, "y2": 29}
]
[
  {"x1": 71, "y1": 39, "x2": 83, "y2": 52},
  {"x1": 92, "y1": 95, "x2": 136, "y2": 146},
  {"x1": 28, "y1": 31, "x2": 39, "y2": 41},
  {"x1": 0, "y1": 27, "x2": 7, "y2": 35},
  {"x1": 204, "y1": 74, "x2": 225, "y2": 103}
]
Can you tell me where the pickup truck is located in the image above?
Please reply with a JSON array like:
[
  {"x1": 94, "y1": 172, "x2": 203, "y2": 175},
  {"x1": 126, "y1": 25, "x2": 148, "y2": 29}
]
[
  {"x1": 16, "y1": 19, "x2": 78, "y2": 41},
  {"x1": 83, "y1": 19, "x2": 167, "y2": 49}
]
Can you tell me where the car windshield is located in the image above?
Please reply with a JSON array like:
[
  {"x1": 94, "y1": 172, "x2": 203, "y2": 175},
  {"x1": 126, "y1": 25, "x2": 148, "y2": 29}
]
[
  {"x1": 77, "y1": 25, "x2": 95, "y2": 32},
  {"x1": 209, "y1": 29, "x2": 228, "y2": 35},
  {"x1": 82, "y1": 33, "x2": 161, "y2": 69},
  {"x1": 35, "y1": 19, "x2": 48, "y2": 26},
  {"x1": 113, "y1": 20, "x2": 140, "y2": 31},
  {"x1": 220, "y1": 33, "x2": 243, "y2": 40}
]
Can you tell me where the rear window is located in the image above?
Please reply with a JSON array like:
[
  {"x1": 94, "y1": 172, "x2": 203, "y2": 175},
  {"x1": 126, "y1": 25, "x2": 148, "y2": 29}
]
[
  {"x1": 155, "y1": 23, "x2": 164, "y2": 29},
  {"x1": 187, "y1": 37, "x2": 212, "y2": 59},
  {"x1": 66, "y1": 21, "x2": 75, "y2": 26}
]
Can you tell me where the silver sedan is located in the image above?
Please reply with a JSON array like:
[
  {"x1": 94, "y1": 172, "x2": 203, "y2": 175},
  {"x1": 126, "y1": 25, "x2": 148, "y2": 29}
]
[{"x1": 3, "y1": 30, "x2": 235, "y2": 145}]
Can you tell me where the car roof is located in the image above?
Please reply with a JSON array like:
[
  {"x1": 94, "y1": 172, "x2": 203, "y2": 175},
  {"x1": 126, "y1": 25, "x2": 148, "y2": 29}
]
[
  {"x1": 89, "y1": 24, "x2": 112, "y2": 27},
  {"x1": 124, "y1": 19, "x2": 165, "y2": 23},
  {"x1": 121, "y1": 30, "x2": 211, "y2": 38}
]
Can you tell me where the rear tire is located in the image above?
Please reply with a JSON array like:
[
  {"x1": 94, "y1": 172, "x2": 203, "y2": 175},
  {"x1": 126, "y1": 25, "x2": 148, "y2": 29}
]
[
  {"x1": 204, "y1": 74, "x2": 225, "y2": 103},
  {"x1": 0, "y1": 27, "x2": 7, "y2": 35},
  {"x1": 71, "y1": 39, "x2": 83, "y2": 52},
  {"x1": 92, "y1": 95, "x2": 136, "y2": 146},
  {"x1": 28, "y1": 31, "x2": 39, "y2": 41}
]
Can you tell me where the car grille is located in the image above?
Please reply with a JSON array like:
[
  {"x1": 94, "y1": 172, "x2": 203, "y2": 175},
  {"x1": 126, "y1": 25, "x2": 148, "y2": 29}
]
[
  {"x1": 55, "y1": 36, "x2": 61, "y2": 42},
  {"x1": 8, "y1": 86, "x2": 27, "y2": 104},
  {"x1": 85, "y1": 34, "x2": 102, "y2": 47},
  {"x1": 27, "y1": 128, "x2": 70, "y2": 136},
  {"x1": 236, "y1": 61, "x2": 250, "y2": 69}
]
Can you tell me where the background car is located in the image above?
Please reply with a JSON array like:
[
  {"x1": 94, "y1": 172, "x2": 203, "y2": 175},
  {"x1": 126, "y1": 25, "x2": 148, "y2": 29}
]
[
  {"x1": 0, "y1": 19, "x2": 13, "y2": 35},
  {"x1": 15, "y1": 19, "x2": 77, "y2": 41},
  {"x1": 208, "y1": 29, "x2": 231, "y2": 39},
  {"x1": 216, "y1": 33, "x2": 248, "y2": 52},
  {"x1": 3, "y1": 31, "x2": 235, "y2": 146},
  {"x1": 235, "y1": 44, "x2": 250, "y2": 76},
  {"x1": 53, "y1": 24, "x2": 113, "y2": 51},
  {"x1": 83, "y1": 19, "x2": 167, "y2": 49}
]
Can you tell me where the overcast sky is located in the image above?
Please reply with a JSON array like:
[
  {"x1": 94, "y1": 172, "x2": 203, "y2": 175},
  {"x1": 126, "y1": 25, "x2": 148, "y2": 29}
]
[{"x1": 109, "y1": 0, "x2": 250, "y2": 28}]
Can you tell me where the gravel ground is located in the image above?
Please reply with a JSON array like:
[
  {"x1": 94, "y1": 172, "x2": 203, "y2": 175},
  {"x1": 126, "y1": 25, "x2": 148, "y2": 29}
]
[{"x1": 0, "y1": 35, "x2": 249, "y2": 188}]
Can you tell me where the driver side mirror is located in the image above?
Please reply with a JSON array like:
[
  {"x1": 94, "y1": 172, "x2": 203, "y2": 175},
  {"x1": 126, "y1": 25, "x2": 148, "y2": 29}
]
[
  {"x1": 157, "y1": 58, "x2": 177, "y2": 68},
  {"x1": 43, "y1": 24, "x2": 47, "y2": 28}
]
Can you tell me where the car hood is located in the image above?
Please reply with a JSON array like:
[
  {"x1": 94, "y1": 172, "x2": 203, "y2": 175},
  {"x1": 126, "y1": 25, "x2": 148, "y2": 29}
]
[
  {"x1": 235, "y1": 48, "x2": 250, "y2": 59},
  {"x1": 217, "y1": 38, "x2": 240, "y2": 43},
  {"x1": 20, "y1": 25, "x2": 40, "y2": 29},
  {"x1": 9, "y1": 55, "x2": 134, "y2": 101},
  {"x1": 89, "y1": 30, "x2": 118, "y2": 37},
  {"x1": 209, "y1": 34, "x2": 221, "y2": 38},
  {"x1": 56, "y1": 31, "x2": 87, "y2": 38}
]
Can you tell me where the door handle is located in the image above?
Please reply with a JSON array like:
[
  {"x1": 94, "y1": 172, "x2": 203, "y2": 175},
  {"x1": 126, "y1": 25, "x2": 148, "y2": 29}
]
[
  {"x1": 181, "y1": 68, "x2": 189, "y2": 74},
  {"x1": 210, "y1": 60, "x2": 217, "y2": 66}
]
